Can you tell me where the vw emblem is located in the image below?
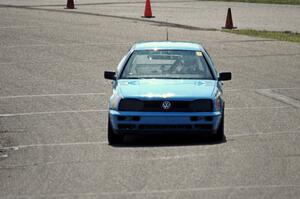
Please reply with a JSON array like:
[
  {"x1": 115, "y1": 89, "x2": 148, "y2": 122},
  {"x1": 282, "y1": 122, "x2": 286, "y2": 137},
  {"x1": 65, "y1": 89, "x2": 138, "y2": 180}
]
[{"x1": 162, "y1": 101, "x2": 171, "y2": 110}]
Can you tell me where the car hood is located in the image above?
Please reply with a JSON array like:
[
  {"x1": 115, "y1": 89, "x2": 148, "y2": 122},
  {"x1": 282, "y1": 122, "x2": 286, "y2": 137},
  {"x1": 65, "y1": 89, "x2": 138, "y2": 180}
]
[{"x1": 116, "y1": 79, "x2": 217, "y2": 100}]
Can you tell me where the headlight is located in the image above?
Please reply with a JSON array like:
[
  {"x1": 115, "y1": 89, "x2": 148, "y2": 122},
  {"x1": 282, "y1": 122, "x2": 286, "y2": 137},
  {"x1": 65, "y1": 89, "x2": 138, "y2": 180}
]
[
  {"x1": 190, "y1": 99, "x2": 213, "y2": 112},
  {"x1": 109, "y1": 93, "x2": 122, "y2": 110},
  {"x1": 215, "y1": 91, "x2": 222, "y2": 112},
  {"x1": 215, "y1": 97, "x2": 222, "y2": 111},
  {"x1": 119, "y1": 99, "x2": 143, "y2": 111}
]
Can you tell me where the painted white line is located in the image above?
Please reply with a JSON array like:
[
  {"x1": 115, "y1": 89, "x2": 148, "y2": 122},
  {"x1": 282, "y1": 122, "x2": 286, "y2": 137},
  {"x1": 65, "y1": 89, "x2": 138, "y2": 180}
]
[
  {"x1": 0, "y1": 60, "x2": 107, "y2": 65},
  {"x1": 6, "y1": 130, "x2": 296, "y2": 151},
  {"x1": 5, "y1": 130, "x2": 300, "y2": 158},
  {"x1": 0, "y1": 92, "x2": 106, "y2": 99},
  {"x1": 0, "y1": 106, "x2": 292, "y2": 117},
  {"x1": 0, "y1": 109, "x2": 108, "y2": 117},
  {"x1": 0, "y1": 89, "x2": 297, "y2": 99},
  {"x1": 3, "y1": 185, "x2": 300, "y2": 198},
  {"x1": 2, "y1": 142, "x2": 203, "y2": 162},
  {"x1": 2, "y1": 141, "x2": 108, "y2": 151},
  {"x1": 0, "y1": 25, "x2": 48, "y2": 29},
  {"x1": 0, "y1": 154, "x2": 206, "y2": 170},
  {"x1": 0, "y1": 154, "x2": 8, "y2": 158},
  {"x1": 256, "y1": 89, "x2": 300, "y2": 108}
]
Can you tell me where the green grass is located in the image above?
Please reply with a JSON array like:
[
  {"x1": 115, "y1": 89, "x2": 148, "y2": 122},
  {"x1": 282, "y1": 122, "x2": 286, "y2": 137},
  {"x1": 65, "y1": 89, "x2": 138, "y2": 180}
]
[
  {"x1": 202, "y1": 0, "x2": 300, "y2": 5},
  {"x1": 223, "y1": 29, "x2": 300, "y2": 43}
]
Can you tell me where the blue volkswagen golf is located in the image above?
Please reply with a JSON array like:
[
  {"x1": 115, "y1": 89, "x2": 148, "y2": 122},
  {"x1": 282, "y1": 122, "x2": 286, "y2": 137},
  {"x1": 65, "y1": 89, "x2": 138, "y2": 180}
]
[{"x1": 104, "y1": 41, "x2": 231, "y2": 144}]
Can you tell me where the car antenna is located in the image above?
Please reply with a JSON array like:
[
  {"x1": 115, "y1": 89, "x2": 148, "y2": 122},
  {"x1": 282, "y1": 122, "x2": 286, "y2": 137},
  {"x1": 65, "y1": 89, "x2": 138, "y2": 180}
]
[{"x1": 166, "y1": 28, "x2": 169, "y2": 41}]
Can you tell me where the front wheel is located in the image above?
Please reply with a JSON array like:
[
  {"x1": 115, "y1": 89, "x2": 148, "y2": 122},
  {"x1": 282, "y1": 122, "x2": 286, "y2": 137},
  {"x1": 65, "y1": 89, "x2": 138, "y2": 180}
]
[{"x1": 107, "y1": 118, "x2": 124, "y2": 145}]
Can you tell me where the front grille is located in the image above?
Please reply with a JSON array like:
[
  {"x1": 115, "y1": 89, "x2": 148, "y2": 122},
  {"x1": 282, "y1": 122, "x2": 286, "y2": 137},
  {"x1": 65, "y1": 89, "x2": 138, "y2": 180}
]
[
  {"x1": 119, "y1": 99, "x2": 213, "y2": 112},
  {"x1": 143, "y1": 101, "x2": 190, "y2": 112},
  {"x1": 139, "y1": 124, "x2": 193, "y2": 130}
]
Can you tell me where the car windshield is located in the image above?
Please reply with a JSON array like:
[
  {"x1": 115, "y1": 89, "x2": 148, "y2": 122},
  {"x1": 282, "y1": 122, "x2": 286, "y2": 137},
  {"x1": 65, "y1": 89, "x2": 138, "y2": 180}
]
[{"x1": 120, "y1": 50, "x2": 213, "y2": 79}]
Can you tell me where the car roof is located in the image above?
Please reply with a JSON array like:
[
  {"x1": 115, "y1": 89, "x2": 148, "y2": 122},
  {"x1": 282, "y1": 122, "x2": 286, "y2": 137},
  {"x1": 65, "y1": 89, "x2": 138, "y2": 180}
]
[{"x1": 131, "y1": 41, "x2": 205, "y2": 51}]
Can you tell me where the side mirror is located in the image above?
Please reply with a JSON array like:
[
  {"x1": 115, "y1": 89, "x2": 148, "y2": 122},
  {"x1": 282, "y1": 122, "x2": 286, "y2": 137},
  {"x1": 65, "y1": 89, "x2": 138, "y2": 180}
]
[
  {"x1": 218, "y1": 72, "x2": 232, "y2": 81},
  {"x1": 104, "y1": 71, "x2": 116, "y2": 80}
]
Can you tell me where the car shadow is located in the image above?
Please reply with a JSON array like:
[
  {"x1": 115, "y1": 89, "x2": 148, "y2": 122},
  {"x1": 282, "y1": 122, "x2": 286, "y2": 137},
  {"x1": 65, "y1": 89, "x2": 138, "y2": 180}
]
[{"x1": 112, "y1": 134, "x2": 227, "y2": 148}]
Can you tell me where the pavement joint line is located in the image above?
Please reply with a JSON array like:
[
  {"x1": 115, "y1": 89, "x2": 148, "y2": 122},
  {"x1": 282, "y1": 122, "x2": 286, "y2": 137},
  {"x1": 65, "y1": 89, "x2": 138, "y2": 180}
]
[
  {"x1": 1, "y1": 42, "x2": 130, "y2": 48},
  {"x1": 0, "y1": 1, "x2": 196, "y2": 8},
  {"x1": 256, "y1": 89, "x2": 300, "y2": 108},
  {"x1": 215, "y1": 39, "x2": 275, "y2": 43},
  {"x1": 0, "y1": 106, "x2": 293, "y2": 117},
  {"x1": 0, "y1": 4, "x2": 216, "y2": 31},
  {"x1": 226, "y1": 106, "x2": 291, "y2": 110},
  {"x1": 225, "y1": 87, "x2": 300, "y2": 92},
  {"x1": 2, "y1": 184, "x2": 300, "y2": 198},
  {"x1": 217, "y1": 53, "x2": 300, "y2": 59},
  {"x1": 230, "y1": 130, "x2": 300, "y2": 138},
  {"x1": 0, "y1": 92, "x2": 106, "y2": 99}
]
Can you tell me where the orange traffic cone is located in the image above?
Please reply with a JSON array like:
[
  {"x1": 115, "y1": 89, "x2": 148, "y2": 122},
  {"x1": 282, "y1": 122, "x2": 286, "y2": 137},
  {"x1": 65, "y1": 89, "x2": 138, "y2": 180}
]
[
  {"x1": 222, "y1": 8, "x2": 237, "y2": 29},
  {"x1": 65, "y1": 0, "x2": 75, "y2": 9},
  {"x1": 142, "y1": 0, "x2": 155, "y2": 18}
]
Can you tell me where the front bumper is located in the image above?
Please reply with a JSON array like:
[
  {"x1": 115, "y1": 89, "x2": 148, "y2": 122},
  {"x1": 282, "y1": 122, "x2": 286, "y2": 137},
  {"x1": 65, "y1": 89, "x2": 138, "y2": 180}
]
[{"x1": 109, "y1": 110, "x2": 222, "y2": 135}]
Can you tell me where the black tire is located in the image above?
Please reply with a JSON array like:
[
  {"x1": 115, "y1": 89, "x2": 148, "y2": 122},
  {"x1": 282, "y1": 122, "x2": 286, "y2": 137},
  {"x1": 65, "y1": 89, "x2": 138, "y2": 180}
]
[
  {"x1": 107, "y1": 118, "x2": 124, "y2": 145},
  {"x1": 215, "y1": 111, "x2": 225, "y2": 141}
]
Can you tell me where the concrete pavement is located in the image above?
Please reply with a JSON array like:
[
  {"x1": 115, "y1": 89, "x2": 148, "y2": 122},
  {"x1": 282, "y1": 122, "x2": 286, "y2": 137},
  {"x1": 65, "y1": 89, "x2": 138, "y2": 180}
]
[{"x1": 0, "y1": 1, "x2": 300, "y2": 198}]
